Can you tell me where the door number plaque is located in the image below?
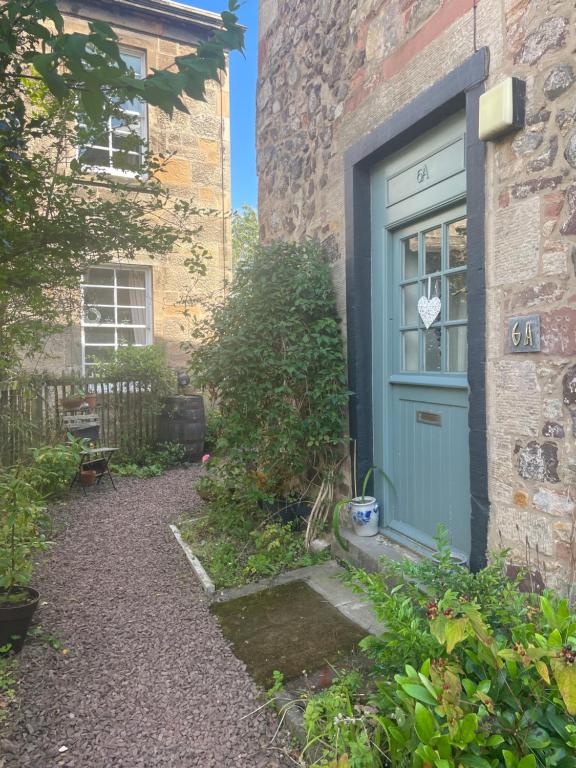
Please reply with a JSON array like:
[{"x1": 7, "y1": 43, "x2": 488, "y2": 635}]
[{"x1": 508, "y1": 315, "x2": 540, "y2": 353}]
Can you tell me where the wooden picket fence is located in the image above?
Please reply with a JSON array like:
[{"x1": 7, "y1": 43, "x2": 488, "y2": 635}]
[{"x1": 0, "y1": 376, "x2": 160, "y2": 466}]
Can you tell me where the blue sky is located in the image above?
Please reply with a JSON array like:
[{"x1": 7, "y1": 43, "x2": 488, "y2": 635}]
[{"x1": 183, "y1": 0, "x2": 259, "y2": 210}]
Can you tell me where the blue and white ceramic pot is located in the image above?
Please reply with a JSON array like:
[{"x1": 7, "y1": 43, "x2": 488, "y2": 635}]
[{"x1": 350, "y1": 496, "x2": 379, "y2": 537}]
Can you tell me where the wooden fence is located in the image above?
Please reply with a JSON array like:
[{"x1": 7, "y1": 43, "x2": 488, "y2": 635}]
[{"x1": 0, "y1": 376, "x2": 160, "y2": 466}]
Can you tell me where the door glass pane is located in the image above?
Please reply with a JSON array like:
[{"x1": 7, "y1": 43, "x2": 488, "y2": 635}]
[
  {"x1": 424, "y1": 227, "x2": 441, "y2": 274},
  {"x1": 402, "y1": 331, "x2": 418, "y2": 371},
  {"x1": 448, "y1": 219, "x2": 467, "y2": 268},
  {"x1": 83, "y1": 287, "x2": 114, "y2": 305},
  {"x1": 447, "y1": 272, "x2": 467, "y2": 320},
  {"x1": 402, "y1": 283, "x2": 419, "y2": 325},
  {"x1": 448, "y1": 326, "x2": 467, "y2": 372},
  {"x1": 419, "y1": 277, "x2": 442, "y2": 324},
  {"x1": 424, "y1": 328, "x2": 442, "y2": 371},
  {"x1": 403, "y1": 236, "x2": 419, "y2": 279}
]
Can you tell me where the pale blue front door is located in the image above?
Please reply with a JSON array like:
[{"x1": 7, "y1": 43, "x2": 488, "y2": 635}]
[{"x1": 371, "y1": 113, "x2": 471, "y2": 558}]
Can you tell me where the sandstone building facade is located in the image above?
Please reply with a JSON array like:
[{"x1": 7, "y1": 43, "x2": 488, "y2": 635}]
[
  {"x1": 37, "y1": 0, "x2": 231, "y2": 375},
  {"x1": 257, "y1": 0, "x2": 576, "y2": 587}
]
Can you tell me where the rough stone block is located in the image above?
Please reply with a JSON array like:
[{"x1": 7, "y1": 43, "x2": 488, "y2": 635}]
[
  {"x1": 533, "y1": 488, "x2": 574, "y2": 517},
  {"x1": 516, "y1": 16, "x2": 568, "y2": 65},
  {"x1": 517, "y1": 441, "x2": 560, "y2": 484}
]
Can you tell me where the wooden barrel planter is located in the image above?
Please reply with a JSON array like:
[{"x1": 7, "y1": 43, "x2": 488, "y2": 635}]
[{"x1": 157, "y1": 395, "x2": 206, "y2": 461}]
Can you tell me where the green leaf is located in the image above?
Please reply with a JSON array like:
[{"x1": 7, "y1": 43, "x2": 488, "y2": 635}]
[
  {"x1": 80, "y1": 88, "x2": 105, "y2": 122},
  {"x1": 444, "y1": 617, "x2": 469, "y2": 652},
  {"x1": 541, "y1": 596, "x2": 557, "y2": 628},
  {"x1": 551, "y1": 659, "x2": 576, "y2": 715},
  {"x1": 502, "y1": 754, "x2": 518, "y2": 768},
  {"x1": 518, "y1": 756, "x2": 537, "y2": 768},
  {"x1": 459, "y1": 757, "x2": 493, "y2": 768},
  {"x1": 457, "y1": 713, "x2": 477, "y2": 744},
  {"x1": 401, "y1": 683, "x2": 438, "y2": 706},
  {"x1": 414, "y1": 702, "x2": 436, "y2": 744}
]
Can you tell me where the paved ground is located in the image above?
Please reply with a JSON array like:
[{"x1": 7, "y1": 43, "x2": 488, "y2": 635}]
[{"x1": 1, "y1": 468, "x2": 293, "y2": 768}]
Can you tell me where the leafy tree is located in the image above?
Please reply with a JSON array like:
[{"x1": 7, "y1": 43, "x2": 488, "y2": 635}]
[
  {"x1": 0, "y1": 1, "x2": 244, "y2": 375},
  {"x1": 232, "y1": 204, "x2": 259, "y2": 263}
]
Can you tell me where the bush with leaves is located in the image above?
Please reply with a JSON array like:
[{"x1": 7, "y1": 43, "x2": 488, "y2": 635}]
[
  {"x1": 187, "y1": 240, "x2": 348, "y2": 497},
  {"x1": 94, "y1": 345, "x2": 176, "y2": 403},
  {"x1": 300, "y1": 534, "x2": 576, "y2": 767}
]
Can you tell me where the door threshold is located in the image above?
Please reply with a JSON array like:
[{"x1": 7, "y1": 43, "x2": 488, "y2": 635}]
[
  {"x1": 332, "y1": 526, "x2": 468, "y2": 573},
  {"x1": 331, "y1": 527, "x2": 422, "y2": 573}
]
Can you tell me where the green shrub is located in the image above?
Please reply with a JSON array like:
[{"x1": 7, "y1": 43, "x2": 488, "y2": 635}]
[
  {"x1": 0, "y1": 469, "x2": 47, "y2": 592},
  {"x1": 111, "y1": 441, "x2": 191, "y2": 477},
  {"x1": 28, "y1": 440, "x2": 81, "y2": 497},
  {"x1": 187, "y1": 240, "x2": 348, "y2": 497},
  {"x1": 301, "y1": 533, "x2": 576, "y2": 767}
]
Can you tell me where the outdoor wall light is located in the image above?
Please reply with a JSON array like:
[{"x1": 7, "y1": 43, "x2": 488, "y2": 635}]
[{"x1": 478, "y1": 77, "x2": 526, "y2": 141}]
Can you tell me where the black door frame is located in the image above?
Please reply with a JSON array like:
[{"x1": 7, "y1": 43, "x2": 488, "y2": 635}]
[{"x1": 344, "y1": 48, "x2": 490, "y2": 571}]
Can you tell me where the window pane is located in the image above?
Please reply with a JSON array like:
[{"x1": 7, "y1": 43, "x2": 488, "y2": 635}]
[
  {"x1": 112, "y1": 129, "x2": 141, "y2": 152},
  {"x1": 121, "y1": 52, "x2": 144, "y2": 76},
  {"x1": 117, "y1": 288, "x2": 146, "y2": 306},
  {"x1": 84, "y1": 347, "x2": 115, "y2": 364},
  {"x1": 424, "y1": 227, "x2": 442, "y2": 274},
  {"x1": 448, "y1": 218, "x2": 467, "y2": 268},
  {"x1": 112, "y1": 152, "x2": 141, "y2": 171},
  {"x1": 118, "y1": 327, "x2": 147, "y2": 345},
  {"x1": 117, "y1": 306, "x2": 147, "y2": 325},
  {"x1": 424, "y1": 328, "x2": 441, "y2": 371},
  {"x1": 447, "y1": 272, "x2": 467, "y2": 320},
  {"x1": 79, "y1": 146, "x2": 109, "y2": 167},
  {"x1": 403, "y1": 236, "x2": 418, "y2": 279},
  {"x1": 84, "y1": 327, "x2": 115, "y2": 344},
  {"x1": 402, "y1": 331, "x2": 418, "y2": 372},
  {"x1": 117, "y1": 269, "x2": 146, "y2": 288},
  {"x1": 448, "y1": 326, "x2": 468, "y2": 372},
  {"x1": 83, "y1": 287, "x2": 114, "y2": 305},
  {"x1": 402, "y1": 283, "x2": 419, "y2": 325},
  {"x1": 84, "y1": 305, "x2": 115, "y2": 325},
  {"x1": 84, "y1": 268, "x2": 114, "y2": 286}
]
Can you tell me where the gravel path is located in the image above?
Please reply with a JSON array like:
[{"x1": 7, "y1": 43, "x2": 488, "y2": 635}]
[{"x1": 1, "y1": 468, "x2": 292, "y2": 768}]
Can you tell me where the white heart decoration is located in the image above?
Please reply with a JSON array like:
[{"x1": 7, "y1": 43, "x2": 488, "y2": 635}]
[{"x1": 417, "y1": 296, "x2": 441, "y2": 329}]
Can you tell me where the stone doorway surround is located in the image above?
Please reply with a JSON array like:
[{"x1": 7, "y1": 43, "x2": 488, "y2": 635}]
[{"x1": 344, "y1": 49, "x2": 490, "y2": 572}]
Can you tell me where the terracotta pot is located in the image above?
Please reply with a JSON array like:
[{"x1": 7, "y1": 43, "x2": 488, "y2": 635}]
[
  {"x1": 84, "y1": 393, "x2": 97, "y2": 410},
  {"x1": 80, "y1": 469, "x2": 97, "y2": 486},
  {"x1": 61, "y1": 397, "x2": 84, "y2": 410}
]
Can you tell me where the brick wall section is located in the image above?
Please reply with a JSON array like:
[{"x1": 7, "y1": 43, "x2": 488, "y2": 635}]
[
  {"x1": 35, "y1": 5, "x2": 231, "y2": 374},
  {"x1": 257, "y1": 0, "x2": 576, "y2": 588}
]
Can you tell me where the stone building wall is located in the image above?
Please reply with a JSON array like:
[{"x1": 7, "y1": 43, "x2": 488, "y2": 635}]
[
  {"x1": 33, "y1": 0, "x2": 231, "y2": 375},
  {"x1": 257, "y1": 0, "x2": 576, "y2": 587}
]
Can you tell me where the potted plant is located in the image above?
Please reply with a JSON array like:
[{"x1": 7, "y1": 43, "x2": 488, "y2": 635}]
[
  {"x1": 60, "y1": 386, "x2": 86, "y2": 411},
  {"x1": 332, "y1": 464, "x2": 395, "y2": 549},
  {"x1": 84, "y1": 390, "x2": 97, "y2": 410},
  {"x1": 0, "y1": 470, "x2": 45, "y2": 653},
  {"x1": 80, "y1": 468, "x2": 97, "y2": 486}
]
